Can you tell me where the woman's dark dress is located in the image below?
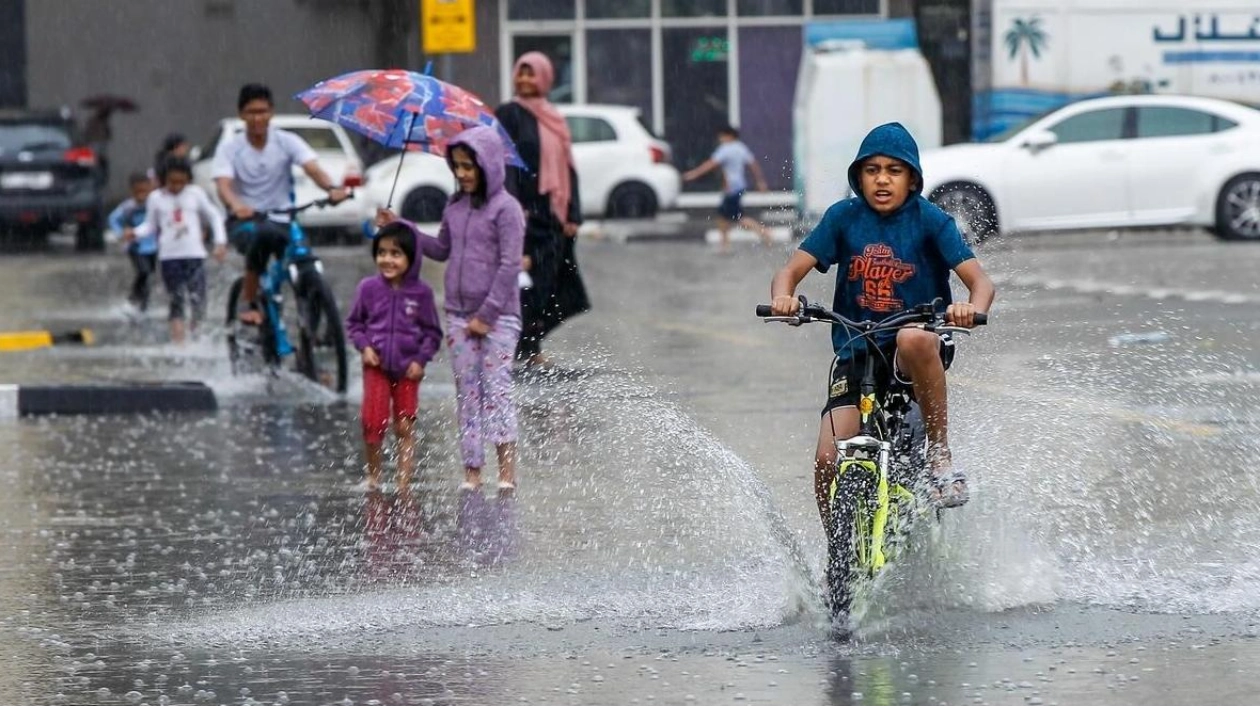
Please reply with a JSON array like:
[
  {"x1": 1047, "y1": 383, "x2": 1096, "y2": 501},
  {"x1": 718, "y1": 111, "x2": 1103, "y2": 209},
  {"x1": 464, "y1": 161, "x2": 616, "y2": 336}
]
[{"x1": 495, "y1": 102, "x2": 591, "y2": 362}]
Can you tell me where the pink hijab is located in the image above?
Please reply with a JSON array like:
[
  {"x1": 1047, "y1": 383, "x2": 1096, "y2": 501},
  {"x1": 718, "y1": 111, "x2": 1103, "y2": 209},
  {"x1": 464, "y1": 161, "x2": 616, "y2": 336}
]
[{"x1": 512, "y1": 52, "x2": 574, "y2": 225}]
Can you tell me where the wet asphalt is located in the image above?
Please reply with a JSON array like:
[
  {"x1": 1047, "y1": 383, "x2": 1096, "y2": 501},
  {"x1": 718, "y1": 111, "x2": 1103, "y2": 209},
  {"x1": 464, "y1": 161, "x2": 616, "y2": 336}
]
[{"x1": 1, "y1": 226, "x2": 1260, "y2": 704}]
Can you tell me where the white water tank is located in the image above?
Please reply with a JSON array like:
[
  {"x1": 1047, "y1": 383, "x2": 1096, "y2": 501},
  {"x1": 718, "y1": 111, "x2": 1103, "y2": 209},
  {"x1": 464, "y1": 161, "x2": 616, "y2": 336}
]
[{"x1": 794, "y1": 41, "x2": 943, "y2": 226}]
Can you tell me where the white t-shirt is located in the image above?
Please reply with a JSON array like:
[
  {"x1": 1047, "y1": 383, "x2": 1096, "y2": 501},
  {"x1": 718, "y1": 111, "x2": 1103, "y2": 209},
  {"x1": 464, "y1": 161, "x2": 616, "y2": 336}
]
[
  {"x1": 134, "y1": 185, "x2": 227, "y2": 261},
  {"x1": 712, "y1": 140, "x2": 756, "y2": 195},
  {"x1": 211, "y1": 127, "x2": 317, "y2": 215}
]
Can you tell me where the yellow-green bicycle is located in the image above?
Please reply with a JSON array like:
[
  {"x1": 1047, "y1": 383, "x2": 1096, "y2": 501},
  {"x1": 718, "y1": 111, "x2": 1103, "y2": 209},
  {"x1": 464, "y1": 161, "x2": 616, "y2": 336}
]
[{"x1": 756, "y1": 296, "x2": 987, "y2": 627}]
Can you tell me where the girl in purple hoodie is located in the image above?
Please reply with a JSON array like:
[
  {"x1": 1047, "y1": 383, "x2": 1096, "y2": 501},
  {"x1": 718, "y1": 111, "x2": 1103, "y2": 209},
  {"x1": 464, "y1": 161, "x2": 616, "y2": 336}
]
[
  {"x1": 344, "y1": 223, "x2": 443, "y2": 491},
  {"x1": 376, "y1": 125, "x2": 526, "y2": 495}
]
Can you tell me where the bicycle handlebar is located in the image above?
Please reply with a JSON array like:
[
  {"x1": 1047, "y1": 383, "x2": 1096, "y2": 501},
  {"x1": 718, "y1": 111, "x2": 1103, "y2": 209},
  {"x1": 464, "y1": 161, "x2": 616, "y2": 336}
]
[
  {"x1": 755, "y1": 296, "x2": 988, "y2": 331},
  {"x1": 255, "y1": 192, "x2": 355, "y2": 219}
]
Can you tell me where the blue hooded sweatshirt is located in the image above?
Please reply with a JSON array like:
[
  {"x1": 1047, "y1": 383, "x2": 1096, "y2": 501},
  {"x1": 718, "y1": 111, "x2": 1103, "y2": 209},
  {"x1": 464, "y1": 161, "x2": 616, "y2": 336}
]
[
  {"x1": 799, "y1": 122, "x2": 974, "y2": 361},
  {"x1": 107, "y1": 198, "x2": 157, "y2": 255}
]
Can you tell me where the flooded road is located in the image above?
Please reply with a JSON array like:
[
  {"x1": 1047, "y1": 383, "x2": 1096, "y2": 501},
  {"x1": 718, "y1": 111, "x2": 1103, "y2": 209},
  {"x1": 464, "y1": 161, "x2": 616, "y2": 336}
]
[{"x1": 2, "y1": 230, "x2": 1260, "y2": 704}]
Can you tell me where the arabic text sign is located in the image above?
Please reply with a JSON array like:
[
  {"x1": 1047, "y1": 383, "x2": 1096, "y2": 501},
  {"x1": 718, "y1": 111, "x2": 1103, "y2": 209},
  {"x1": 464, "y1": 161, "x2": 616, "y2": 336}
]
[
  {"x1": 992, "y1": 5, "x2": 1260, "y2": 101},
  {"x1": 422, "y1": 0, "x2": 475, "y2": 54},
  {"x1": 1153, "y1": 12, "x2": 1260, "y2": 43}
]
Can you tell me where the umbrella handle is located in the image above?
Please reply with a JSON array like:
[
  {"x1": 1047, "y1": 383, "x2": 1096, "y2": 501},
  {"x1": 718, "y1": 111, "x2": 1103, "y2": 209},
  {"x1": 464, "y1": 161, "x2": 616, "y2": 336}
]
[{"x1": 386, "y1": 111, "x2": 419, "y2": 212}]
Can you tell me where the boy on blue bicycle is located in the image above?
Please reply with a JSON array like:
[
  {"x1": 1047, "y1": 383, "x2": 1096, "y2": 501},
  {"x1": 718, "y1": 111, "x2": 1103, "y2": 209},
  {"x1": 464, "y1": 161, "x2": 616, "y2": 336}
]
[
  {"x1": 769, "y1": 122, "x2": 996, "y2": 525},
  {"x1": 213, "y1": 84, "x2": 349, "y2": 325}
]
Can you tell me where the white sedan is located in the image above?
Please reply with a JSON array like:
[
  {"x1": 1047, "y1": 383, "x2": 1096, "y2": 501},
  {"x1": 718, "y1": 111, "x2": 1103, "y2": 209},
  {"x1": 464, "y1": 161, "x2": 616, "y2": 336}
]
[
  {"x1": 191, "y1": 114, "x2": 365, "y2": 232},
  {"x1": 358, "y1": 103, "x2": 681, "y2": 224},
  {"x1": 920, "y1": 94, "x2": 1260, "y2": 242}
]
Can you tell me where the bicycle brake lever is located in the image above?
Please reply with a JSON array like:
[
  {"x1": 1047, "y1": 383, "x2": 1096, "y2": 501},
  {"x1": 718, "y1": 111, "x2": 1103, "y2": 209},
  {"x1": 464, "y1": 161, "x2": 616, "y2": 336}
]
[{"x1": 935, "y1": 326, "x2": 974, "y2": 336}]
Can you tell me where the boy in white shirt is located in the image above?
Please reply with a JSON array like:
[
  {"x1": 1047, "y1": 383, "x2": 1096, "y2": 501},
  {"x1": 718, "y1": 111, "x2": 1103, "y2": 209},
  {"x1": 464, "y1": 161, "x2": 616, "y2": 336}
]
[{"x1": 127, "y1": 157, "x2": 228, "y2": 343}]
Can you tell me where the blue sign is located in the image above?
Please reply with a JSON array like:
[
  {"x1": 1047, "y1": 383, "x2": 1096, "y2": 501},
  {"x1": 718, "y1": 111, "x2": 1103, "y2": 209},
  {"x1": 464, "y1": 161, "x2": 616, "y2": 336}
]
[{"x1": 804, "y1": 18, "x2": 919, "y2": 51}]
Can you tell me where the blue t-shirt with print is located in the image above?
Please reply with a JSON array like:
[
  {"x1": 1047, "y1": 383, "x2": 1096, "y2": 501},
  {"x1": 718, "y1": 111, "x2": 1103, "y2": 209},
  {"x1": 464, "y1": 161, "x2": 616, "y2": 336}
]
[{"x1": 799, "y1": 195, "x2": 974, "y2": 361}]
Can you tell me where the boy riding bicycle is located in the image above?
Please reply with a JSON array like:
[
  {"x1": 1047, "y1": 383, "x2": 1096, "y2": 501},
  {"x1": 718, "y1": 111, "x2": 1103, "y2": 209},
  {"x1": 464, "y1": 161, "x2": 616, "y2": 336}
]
[
  {"x1": 768, "y1": 122, "x2": 995, "y2": 531},
  {"x1": 213, "y1": 83, "x2": 349, "y2": 325}
]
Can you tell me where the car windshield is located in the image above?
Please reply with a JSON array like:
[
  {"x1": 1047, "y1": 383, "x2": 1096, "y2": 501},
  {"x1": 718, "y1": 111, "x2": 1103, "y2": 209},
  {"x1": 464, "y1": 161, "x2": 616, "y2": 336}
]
[
  {"x1": 0, "y1": 123, "x2": 72, "y2": 154},
  {"x1": 984, "y1": 107, "x2": 1060, "y2": 143},
  {"x1": 227, "y1": 125, "x2": 344, "y2": 152},
  {"x1": 286, "y1": 127, "x2": 344, "y2": 152}
]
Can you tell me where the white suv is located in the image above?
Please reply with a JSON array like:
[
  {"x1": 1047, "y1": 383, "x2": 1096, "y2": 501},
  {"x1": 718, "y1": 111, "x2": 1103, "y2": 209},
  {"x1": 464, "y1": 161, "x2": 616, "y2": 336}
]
[
  {"x1": 191, "y1": 114, "x2": 365, "y2": 233},
  {"x1": 358, "y1": 103, "x2": 680, "y2": 224}
]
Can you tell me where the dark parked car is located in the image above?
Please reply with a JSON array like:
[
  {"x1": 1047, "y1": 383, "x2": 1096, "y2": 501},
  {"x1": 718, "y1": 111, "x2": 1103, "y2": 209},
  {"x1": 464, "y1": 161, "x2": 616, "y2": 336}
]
[{"x1": 0, "y1": 110, "x2": 107, "y2": 250}]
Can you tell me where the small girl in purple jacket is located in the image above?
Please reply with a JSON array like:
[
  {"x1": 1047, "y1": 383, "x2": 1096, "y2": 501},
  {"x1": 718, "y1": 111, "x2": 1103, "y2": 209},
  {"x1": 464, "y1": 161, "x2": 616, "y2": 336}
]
[
  {"x1": 344, "y1": 223, "x2": 443, "y2": 491},
  {"x1": 377, "y1": 125, "x2": 526, "y2": 496}
]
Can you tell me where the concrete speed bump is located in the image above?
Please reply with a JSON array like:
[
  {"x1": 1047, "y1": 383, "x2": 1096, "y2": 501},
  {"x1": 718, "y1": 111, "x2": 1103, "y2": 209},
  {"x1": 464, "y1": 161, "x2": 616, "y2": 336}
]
[
  {"x1": 0, "y1": 381, "x2": 217, "y2": 417},
  {"x1": 0, "y1": 328, "x2": 95, "y2": 352}
]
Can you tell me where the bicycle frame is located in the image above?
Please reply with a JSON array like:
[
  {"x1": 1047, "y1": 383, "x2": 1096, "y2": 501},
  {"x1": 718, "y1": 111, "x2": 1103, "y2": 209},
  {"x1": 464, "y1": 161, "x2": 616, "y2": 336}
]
[
  {"x1": 238, "y1": 193, "x2": 334, "y2": 355},
  {"x1": 256, "y1": 218, "x2": 324, "y2": 359},
  {"x1": 834, "y1": 349, "x2": 917, "y2": 574}
]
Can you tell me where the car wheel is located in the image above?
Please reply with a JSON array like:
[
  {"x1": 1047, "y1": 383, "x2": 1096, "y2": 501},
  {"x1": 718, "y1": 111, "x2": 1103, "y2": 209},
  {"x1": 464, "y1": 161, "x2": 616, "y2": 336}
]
[
  {"x1": 75, "y1": 212, "x2": 106, "y2": 252},
  {"x1": 1213, "y1": 173, "x2": 1260, "y2": 241},
  {"x1": 607, "y1": 182, "x2": 658, "y2": 220},
  {"x1": 401, "y1": 186, "x2": 449, "y2": 224},
  {"x1": 929, "y1": 182, "x2": 998, "y2": 245}
]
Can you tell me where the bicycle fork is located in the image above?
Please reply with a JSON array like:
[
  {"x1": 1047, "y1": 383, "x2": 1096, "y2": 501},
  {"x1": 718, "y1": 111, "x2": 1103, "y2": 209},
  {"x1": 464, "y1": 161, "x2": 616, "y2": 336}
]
[{"x1": 833, "y1": 437, "x2": 893, "y2": 573}]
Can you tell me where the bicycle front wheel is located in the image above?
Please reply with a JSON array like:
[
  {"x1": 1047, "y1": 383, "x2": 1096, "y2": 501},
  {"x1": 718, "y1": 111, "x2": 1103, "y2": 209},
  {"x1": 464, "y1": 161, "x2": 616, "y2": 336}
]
[
  {"x1": 826, "y1": 466, "x2": 862, "y2": 622},
  {"x1": 826, "y1": 459, "x2": 885, "y2": 623},
  {"x1": 292, "y1": 273, "x2": 348, "y2": 394}
]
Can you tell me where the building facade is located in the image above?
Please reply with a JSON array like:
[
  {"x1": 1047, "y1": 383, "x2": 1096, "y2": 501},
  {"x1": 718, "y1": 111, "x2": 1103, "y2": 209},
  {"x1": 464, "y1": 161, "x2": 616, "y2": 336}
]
[
  {"x1": 495, "y1": 0, "x2": 899, "y2": 190},
  {"x1": 4, "y1": 0, "x2": 973, "y2": 199}
]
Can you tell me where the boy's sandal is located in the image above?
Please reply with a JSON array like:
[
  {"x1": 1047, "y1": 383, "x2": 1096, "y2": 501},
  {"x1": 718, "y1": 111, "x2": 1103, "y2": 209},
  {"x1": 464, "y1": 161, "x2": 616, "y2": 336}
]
[
  {"x1": 458, "y1": 481, "x2": 480, "y2": 492},
  {"x1": 497, "y1": 481, "x2": 516, "y2": 491},
  {"x1": 929, "y1": 468, "x2": 969, "y2": 508}
]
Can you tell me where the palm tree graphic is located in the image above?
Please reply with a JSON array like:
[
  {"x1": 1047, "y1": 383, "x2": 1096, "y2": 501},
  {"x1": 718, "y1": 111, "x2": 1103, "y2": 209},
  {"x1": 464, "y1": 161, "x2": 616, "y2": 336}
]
[{"x1": 1004, "y1": 16, "x2": 1049, "y2": 86}]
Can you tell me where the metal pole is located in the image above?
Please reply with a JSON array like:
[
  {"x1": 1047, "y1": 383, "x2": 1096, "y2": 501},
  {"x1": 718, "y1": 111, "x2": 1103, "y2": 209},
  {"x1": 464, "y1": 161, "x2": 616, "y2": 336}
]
[{"x1": 386, "y1": 110, "x2": 418, "y2": 210}]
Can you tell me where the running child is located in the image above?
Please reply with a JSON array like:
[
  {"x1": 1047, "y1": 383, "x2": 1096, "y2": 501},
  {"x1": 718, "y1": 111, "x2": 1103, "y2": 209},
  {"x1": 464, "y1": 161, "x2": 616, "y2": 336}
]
[
  {"x1": 127, "y1": 157, "x2": 227, "y2": 343},
  {"x1": 344, "y1": 223, "x2": 443, "y2": 492},
  {"x1": 376, "y1": 125, "x2": 526, "y2": 495},
  {"x1": 107, "y1": 172, "x2": 157, "y2": 314},
  {"x1": 683, "y1": 125, "x2": 775, "y2": 252}
]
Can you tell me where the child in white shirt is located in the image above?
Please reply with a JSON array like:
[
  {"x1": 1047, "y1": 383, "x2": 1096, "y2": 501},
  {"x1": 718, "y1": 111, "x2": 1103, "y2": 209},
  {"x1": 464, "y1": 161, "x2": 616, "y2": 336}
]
[{"x1": 128, "y1": 157, "x2": 228, "y2": 343}]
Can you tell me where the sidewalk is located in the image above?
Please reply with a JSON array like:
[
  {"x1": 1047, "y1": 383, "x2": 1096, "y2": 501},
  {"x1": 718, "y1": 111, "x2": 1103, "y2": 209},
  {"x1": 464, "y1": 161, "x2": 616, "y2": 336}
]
[{"x1": 580, "y1": 204, "x2": 798, "y2": 244}]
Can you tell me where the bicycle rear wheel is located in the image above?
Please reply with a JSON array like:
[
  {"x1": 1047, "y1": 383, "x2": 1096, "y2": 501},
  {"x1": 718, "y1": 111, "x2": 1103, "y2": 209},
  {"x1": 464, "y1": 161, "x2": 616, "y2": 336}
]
[{"x1": 292, "y1": 273, "x2": 348, "y2": 394}]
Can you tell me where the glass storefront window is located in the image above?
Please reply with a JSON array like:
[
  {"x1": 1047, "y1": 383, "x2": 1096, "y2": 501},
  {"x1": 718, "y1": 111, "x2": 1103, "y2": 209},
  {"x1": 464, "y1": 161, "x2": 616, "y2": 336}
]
[
  {"x1": 738, "y1": 25, "x2": 802, "y2": 190},
  {"x1": 813, "y1": 0, "x2": 880, "y2": 14},
  {"x1": 508, "y1": 0, "x2": 575, "y2": 21},
  {"x1": 662, "y1": 27, "x2": 729, "y2": 191},
  {"x1": 511, "y1": 35, "x2": 575, "y2": 103},
  {"x1": 662, "y1": 0, "x2": 727, "y2": 18},
  {"x1": 738, "y1": 0, "x2": 803, "y2": 15},
  {"x1": 587, "y1": 0, "x2": 650, "y2": 18},
  {"x1": 587, "y1": 29, "x2": 653, "y2": 123}
]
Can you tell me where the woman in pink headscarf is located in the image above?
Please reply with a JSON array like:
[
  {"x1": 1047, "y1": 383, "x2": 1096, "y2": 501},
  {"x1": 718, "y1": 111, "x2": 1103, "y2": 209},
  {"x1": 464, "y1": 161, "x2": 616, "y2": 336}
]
[{"x1": 495, "y1": 51, "x2": 590, "y2": 369}]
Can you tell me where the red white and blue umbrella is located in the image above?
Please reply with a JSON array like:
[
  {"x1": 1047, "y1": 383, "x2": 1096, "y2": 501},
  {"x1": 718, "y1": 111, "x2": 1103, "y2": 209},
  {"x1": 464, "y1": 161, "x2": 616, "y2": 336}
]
[{"x1": 296, "y1": 69, "x2": 524, "y2": 206}]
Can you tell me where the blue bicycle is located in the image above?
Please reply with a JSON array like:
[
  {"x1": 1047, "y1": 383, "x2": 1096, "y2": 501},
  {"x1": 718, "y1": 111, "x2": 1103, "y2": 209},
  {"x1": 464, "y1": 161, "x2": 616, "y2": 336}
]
[{"x1": 225, "y1": 198, "x2": 349, "y2": 394}]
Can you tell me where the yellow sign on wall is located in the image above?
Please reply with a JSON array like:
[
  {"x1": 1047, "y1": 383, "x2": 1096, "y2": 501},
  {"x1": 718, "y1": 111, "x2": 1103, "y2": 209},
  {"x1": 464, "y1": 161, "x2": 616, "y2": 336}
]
[{"x1": 422, "y1": 0, "x2": 476, "y2": 54}]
